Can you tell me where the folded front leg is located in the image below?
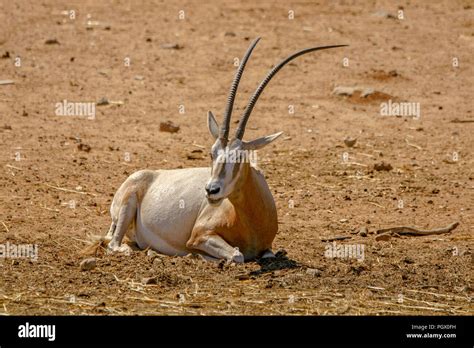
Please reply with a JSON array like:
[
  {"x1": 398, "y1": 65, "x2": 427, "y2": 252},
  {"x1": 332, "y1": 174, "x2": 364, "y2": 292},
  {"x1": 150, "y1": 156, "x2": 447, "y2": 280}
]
[{"x1": 186, "y1": 232, "x2": 244, "y2": 263}]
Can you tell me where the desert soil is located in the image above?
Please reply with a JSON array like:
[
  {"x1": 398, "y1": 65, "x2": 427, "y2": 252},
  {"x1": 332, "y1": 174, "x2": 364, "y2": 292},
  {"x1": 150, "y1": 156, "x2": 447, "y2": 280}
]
[{"x1": 0, "y1": 0, "x2": 472, "y2": 315}]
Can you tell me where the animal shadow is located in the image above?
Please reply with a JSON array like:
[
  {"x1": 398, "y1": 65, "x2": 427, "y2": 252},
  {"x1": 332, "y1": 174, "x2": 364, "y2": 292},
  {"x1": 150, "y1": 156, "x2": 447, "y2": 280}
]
[{"x1": 250, "y1": 250, "x2": 300, "y2": 276}]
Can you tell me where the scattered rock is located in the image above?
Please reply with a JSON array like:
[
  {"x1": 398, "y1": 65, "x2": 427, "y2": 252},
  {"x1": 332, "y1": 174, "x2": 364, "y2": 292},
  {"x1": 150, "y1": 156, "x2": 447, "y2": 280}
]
[
  {"x1": 134, "y1": 75, "x2": 144, "y2": 81},
  {"x1": 147, "y1": 249, "x2": 160, "y2": 259},
  {"x1": 160, "y1": 43, "x2": 182, "y2": 49},
  {"x1": 187, "y1": 149, "x2": 203, "y2": 160},
  {"x1": 45, "y1": 38, "x2": 60, "y2": 45},
  {"x1": 306, "y1": 268, "x2": 322, "y2": 277},
  {"x1": 224, "y1": 31, "x2": 236, "y2": 37},
  {"x1": 236, "y1": 274, "x2": 250, "y2": 281},
  {"x1": 375, "y1": 233, "x2": 391, "y2": 242},
  {"x1": 333, "y1": 86, "x2": 374, "y2": 97},
  {"x1": 374, "y1": 161, "x2": 393, "y2": 171},
  {"x1": 142, "y1": 277, "x2": 157, "y2": 285},
  {"x1": 369, "y1": 69, "x2": 399, "y2": 80},
  {"x1": 359, "y1": 227, "x2": 368, "y2": 237},
  {"x1": 332, "y1": 86, "x2": 392, "y2": 103},
  {"x1": 344, "y1": 137, "x2": 357, "y2": 147},
  {"x1": 77, "y1": 143, "x2": 91, "y2": 152},
  {"x1": 97, "y1": 97, "x2": 109, "y2": 106},
  {"x1": 333, "y1": 86, "x2": 358, "y2": 97},
  {"x1": 159, "y1": 121, "x2": 180, "y2": 133},
  {"x1": 2, "y1": 124, "x2": 12, "y2": 130},
  {"x1": 1, "y1": 51, "x2": 10, "y2": 59},
  {"x1": 80, "y1": 258, "x2": 97, "y2": 271}
]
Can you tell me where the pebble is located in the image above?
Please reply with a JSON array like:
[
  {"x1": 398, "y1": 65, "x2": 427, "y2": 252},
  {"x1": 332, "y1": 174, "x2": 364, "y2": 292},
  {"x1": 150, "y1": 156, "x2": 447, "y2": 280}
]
[
  {"x1": 80, "y1": 258, "x2": 97, "y2": 271},
  {"x1": 306, "y1": 268, "x2": 322, "y2": 277},
  {"x1": 375, "y1": 233, "x2": 391, "y2": 242}
]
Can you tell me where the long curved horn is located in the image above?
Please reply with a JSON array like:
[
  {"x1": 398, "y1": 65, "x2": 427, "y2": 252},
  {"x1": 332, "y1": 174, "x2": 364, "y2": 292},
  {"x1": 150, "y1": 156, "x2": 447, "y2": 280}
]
[
  {"x1": 219, "y1": 37, "x2": 261, "y2": 141},
  {"x1": 235, "y1": 44, "x2": 348, "y2": 140}
]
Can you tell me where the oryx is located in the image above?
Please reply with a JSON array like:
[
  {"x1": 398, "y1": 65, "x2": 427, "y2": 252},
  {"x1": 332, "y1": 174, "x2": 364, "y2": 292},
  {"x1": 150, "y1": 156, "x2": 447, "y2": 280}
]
[{"x1": 106, "y1": 38, "x2": 346, "y2": 262}]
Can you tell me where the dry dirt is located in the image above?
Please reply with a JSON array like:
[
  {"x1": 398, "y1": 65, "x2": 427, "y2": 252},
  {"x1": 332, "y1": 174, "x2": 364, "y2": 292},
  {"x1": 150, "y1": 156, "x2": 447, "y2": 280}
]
[{"x1": 0, "y1": 0, "x2": 473, "y2": 315}]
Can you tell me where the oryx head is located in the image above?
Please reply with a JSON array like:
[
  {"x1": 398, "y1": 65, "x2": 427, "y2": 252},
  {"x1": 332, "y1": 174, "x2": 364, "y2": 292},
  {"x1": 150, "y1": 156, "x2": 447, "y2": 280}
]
[{"x1": 204, "y1": 37, "x2": 347, "y2": 203}]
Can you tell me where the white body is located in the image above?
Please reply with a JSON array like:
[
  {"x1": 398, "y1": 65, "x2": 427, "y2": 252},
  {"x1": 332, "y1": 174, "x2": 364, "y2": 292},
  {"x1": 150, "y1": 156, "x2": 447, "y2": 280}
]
[{"x1": 108, "y1": 164, "x2": 278, "y2": 261}]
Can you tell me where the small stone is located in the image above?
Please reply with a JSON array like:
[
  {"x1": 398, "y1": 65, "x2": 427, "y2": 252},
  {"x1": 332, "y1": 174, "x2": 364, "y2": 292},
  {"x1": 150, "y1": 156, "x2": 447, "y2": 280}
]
[
  {"x1": 344, "y1": 137, "x2": 357, "y2": 147},
  {"x1": 359, "y1": 227, "x2": 368, "y2": 237},
  {"x1": 306, "y1": 268, "x2": 322, "y2": 277},
  {"x1": 332, "y1": 86, "x2": 357, "y2": 96},
  {"x1": 160, "y1": 43, "x2": 182, "y2": 49},
  {"x1": 45, "y1": 38, "x2": 60, "y2": 45},
  {"x1": 77, "y1": 143, "x2": 91, "y2": 152},
  {"x1": 375, "y1": 233, "x2": 391, "y2": 242},
  {"x1": 159, "y1": 121, "x2": 180, "y2": 133},
  {"x1": 80, "y1": 258, "x2": 97, "y2": 271},
  {"x1": 236, "y1": 274, "x2": 250, "y2": 281},
  {"x1": 152, "y1": 258, "x2": 164, "y2": 267},
  {"x1": 332, "y1": 86, "x2": 375, "y2": 98},
  {"x1": 374, "y1": 161, "x2": 393, "y2": 171},
  {"x1": 97, "y1": 97, "x2": 109, "y2": 106},
  {"x1": 147, "y1": 249, "x2": 159, "y2": 258},
  {"x1": 142, "y1": 277, "x2": 157, "y2": 285}
]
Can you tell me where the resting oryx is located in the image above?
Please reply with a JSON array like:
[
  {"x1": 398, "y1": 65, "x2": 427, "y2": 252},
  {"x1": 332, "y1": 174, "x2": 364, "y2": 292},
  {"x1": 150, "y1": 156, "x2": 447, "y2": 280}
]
[{"x1": 106, "y1": 38, "x2": 346, "y2": 262}]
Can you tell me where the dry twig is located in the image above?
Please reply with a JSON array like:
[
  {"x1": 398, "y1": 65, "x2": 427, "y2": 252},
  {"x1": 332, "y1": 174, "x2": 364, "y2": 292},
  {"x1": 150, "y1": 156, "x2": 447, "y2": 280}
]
[{"x1": 376, "y1": 221, "x2": 459, "y2": 236}]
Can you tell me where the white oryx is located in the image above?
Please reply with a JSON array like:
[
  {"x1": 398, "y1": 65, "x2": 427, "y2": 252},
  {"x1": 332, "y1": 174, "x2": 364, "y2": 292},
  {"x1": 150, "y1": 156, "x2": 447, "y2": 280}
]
[{"x1": 106, "y1": 38, "x2": 346, "y2": 262}]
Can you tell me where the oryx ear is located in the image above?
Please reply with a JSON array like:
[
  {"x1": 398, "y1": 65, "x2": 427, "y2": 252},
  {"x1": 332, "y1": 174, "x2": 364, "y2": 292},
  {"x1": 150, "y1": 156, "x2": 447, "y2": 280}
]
[
  {"x1": 242, "y1": 131, "x2": 283, "y2": 150},
  {"x1": 207, "y1": 111, "x2": 220, "y2": 140}
]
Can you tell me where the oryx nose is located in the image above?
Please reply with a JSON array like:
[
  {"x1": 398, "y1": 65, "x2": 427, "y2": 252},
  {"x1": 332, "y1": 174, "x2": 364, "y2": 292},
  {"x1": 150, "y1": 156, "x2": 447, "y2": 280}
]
[{"x1": 205, "y1": 184, "x2": 220, "y2": 195}]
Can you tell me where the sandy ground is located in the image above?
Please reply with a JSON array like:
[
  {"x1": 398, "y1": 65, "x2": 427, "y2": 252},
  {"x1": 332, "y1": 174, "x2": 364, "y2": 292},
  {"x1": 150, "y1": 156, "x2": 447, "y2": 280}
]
[{"x1": 0, "y1": 0, "x2": 473, "y2": 315}]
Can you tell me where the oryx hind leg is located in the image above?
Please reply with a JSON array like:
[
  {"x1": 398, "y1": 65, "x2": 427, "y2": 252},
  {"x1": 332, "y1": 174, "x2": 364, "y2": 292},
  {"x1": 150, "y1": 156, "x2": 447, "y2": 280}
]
[
  {"x1": 107, "y1": 191, "x2": 137, "y2": 254},
  {"x1": 106, "y1": 170, "x2": 155, "y2": 254},
  {"x1": 104, "y1": 221, "x2": 116, "y2": 241}
]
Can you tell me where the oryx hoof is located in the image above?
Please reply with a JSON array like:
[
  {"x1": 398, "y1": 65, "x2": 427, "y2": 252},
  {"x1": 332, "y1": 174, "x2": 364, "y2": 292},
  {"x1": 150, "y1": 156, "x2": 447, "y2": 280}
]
[
  {"x1": 229, "y1": 247, "x2": 244, "y2": 263},
  {"x1": 107, "y1": 243, "x2": 132, "y2": 256},
  {"x1": 261, "y1": 249, "x2": 275, "y2": 259}
]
